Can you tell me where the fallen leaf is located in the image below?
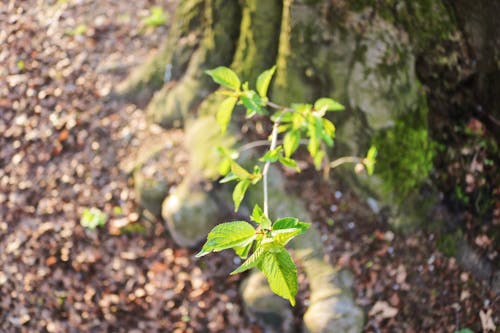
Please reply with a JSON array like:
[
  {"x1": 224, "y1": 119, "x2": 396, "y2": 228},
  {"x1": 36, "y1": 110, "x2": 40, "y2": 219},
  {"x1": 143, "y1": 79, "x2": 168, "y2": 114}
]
[
  {"x1": 369, "y1": 300, "x2": 398, "y2": 319},
  {"x1": 479, "y1": 309, "x2": 496, "y2": 332}
]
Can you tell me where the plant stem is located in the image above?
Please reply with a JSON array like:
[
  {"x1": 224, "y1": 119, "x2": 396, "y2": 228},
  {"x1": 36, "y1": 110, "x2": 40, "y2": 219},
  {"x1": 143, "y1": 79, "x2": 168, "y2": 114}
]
[
  {"x1": 267, "y1": 101, "x2": 293, "y2": 112},
  {"x1": 262, "y1": 119, "x2": 280, "y2": 217},
  {"x1": 238, "y1": 139, "x2": 308, "y2": 153},
  {"x1": 329, "y1": 156, "x2": 362, "y2": 169}
]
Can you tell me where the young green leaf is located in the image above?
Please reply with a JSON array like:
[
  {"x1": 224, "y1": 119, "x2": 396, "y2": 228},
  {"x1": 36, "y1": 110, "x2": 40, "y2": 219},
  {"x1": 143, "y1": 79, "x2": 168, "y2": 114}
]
[
  {"x1": 314, "y1": 97, "x2": 344, "y2": 112},
  {"x1": 241, "y1": 90, "x2": 265, "y2": 115},
  {"x1": 196, "y1": 221, "x2": 256, "y2": 257},
  {"x1": 218, "y1": 158, "x2": 231, "y2": 176},
  {"x1": 251, "y1": 204, "x2": 272, "y2": 229},
  {"x1": 363, "y1": 145, "x2": 377, "y2": 175},
  {"x1": 322, "y1": 118, "x2": 336, "y2": 138},
  {"x1": 217, "y1": 96, "x2": 237, "y2": 134},
  {"x1": 80, "y1": 208, "x2": 107, "y2": 230},
  {"x1": 278, "y1": 155, "x2": 299, "y2": 171},
  {"x1": 256, "y1": 66, "x2": 276, "y2": 98},
  {"x1": 283, "y1": 130, "x2": 301, "y2": 157},
  {"x1": 258, "y1": 248, "x2": 298, "y2": 306},
  {"x1": 273, "y1": 217, "x2": 310, "y2": 232},
  {"x1": 272, "y1": 228, "x2": 304, "y2": 246},
  {"x1": 250, "y1": 165, "x2": 263, "y2": 184},
  {"x1": 313, "y1": 150, "x2": 324, "y2": 170},
  {"x1": 230, "y1": 161, "x2": 252, "y2": 180},
  {"x1": 307, "y1": 115, "x2": 320, "y2": 157},
  {"x1": 291, "y1": 103, "x2": 312, "y2": 114},
  {"x1": 219, "y1": 172, "x2": 238, "y2": 183},
  {"x1": 259, "y1": 146, "x2": 283, "y2": 163},
  {"x1": 234, "y1": 241, "x2": 253, "y2": 259},
  {"x1": 205, "y1": 66, "x2": 241, "y2": 90},
  {"x1": 233, "y1": 179, "x2": 250, "y2": 211},
  {"x1": 231, "y1": 246, "x2": 266, "y2": 274}
]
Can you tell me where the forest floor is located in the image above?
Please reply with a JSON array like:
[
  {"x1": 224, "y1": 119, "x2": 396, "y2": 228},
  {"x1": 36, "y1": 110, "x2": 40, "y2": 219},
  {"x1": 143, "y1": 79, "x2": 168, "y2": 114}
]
[{"x1": 1, "y1": 1, "x2": 498, "y2": 332}]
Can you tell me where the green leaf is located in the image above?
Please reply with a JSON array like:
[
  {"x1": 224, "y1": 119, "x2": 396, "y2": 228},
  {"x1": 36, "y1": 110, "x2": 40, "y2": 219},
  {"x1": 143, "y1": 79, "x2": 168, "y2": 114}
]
[
  {"x1": 256, "y1": 66, "x2": 276, "y2": 98},
  {"x1": 230, "y1": 161, "x2": 251, "y2": 180},
  {"x1": 258, "y1": 248, "x2": 298, "y2": 306},
  {"x1": 219, "y1": 172, "x2": 238, "y2": 183},
  {"x1": 143, "y1": 6, "x2": 168, "y2": 28},
  {"x1": 231, "y1": 246, "x2": 266, "y2": 274},
  {"x1": 454, "y1": 329, "x2": 474, "y2": 333},
  {"x1": 313, "y1": 150, "x2": 324, "y2": 170},
  {"x1": 218, "y1": 159, "x2": 231, "y2": 176},
  {"x1": 251, "y1": 204, "x2": 272, "y2": 229},
  {"x1": 292, "y1": 112, "x2": 305, "y2": 130},
  {"x1": 241, "y1": 90, "x2": 265, "y2": 115},
  {"x1": 250, "y1": 165, "x2": 263, "y2": 184},
  {"x1": 272, "y1": 228, "x2": 304, "y2": 246},
  {"x1": 322, "y1": 118, "x2": 336, "y2": 138},
  {"x1": 273, "y1": 217, "x2": 310, "y2": 233},
  {"x1": 216, "y1": 96, "x2": 237, "y2": 134},
  {"x1": 206, "y1": 66, "x2": 241, "y2": 90},
  {"x1": 364, "y1": 145, "x2": 377, "y2": 175},
  {"x1": 259, "y1": 146, "x2": 283, "y2": 163},
  {"x1": 283, "y1": 130, "x2": 301, "y2": 157},
  {"x1": 314, "y1": 97, "x2": 344, "y2": 112},
  {"x1": 306, "y1": 115, "x2": 320, "y2": 157},
  {"x1": 80, "y1": 208, "x2": 107, "y2": 230},
  {"x1": 233, "y1": 179, "x2": 250, "y2": 211},
  {"x1": 234, "y1": 241, "x2": 253, "y2": 259},
  {"x1": 271, "y1": 218, "x2": 310, "y2": 247},
  {"x1": 196, "y1": 221, "x2": 256, "y2": 257},
  {"x1": 278, "y1": 155, "x2": 299, "y2": 171},
  {"x1": 291, "y1": 103, "x2": 312, "y2": 114}
]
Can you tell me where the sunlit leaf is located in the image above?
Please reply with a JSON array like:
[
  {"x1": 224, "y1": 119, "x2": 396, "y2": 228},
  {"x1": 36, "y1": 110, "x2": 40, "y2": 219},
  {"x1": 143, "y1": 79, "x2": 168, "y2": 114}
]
[
  {"x1": 256, "y1": 66, "x2": 276, "y2": 98},
  {"x1": 364, "y1": 145, "x2": 377, "y2": 175},
  {"x1": 273, "y1": 217, "x2": 310, "y2": 232},
  {"x1": 314, "y1": 97, "x2": 344, "y2": 112},
  {"x1": 196, "y1": 221, "x2": 255, "y2": 257},
  {"x1": 241, "y1": 90, "x2": 265, "y2": 115},
  {"x1": 283, "y1": 130, "x2": 301, "y2": 157},
  {"x1": 250, "y1": 204, "x2": 271, "y2": 229},
  {"x1": 278, "y1": 155, "x2": 299, "y2": 171},
  {"x1": 230, "y1": 161, "x2": 252, "y2": 180},
  {"x1": 234, "y1": 241, "x2": 253, "y2": 259},
  {"x1": 233, "y1": 179, "x2": 250, "y2": 211},
  {"x1": 259, "y1": 146, "x2": 283, "y2": 163},
  {"x1": 258, "y1": 248, "x2": 298, "y2": 306},
  {"x1": 216, "y1": 96, "x2": 237, "y2": 134},
  {"x1": 206, "y1": 66, "x2": 241, "y2": 90},
  {"x1": 80, "y1": 208, "x2": 107, "y2": 230},
  {"x1": 272, "y1": 228, "x2": 303, "y2": 246},
  {"x1": 231, "y1": 246, "x2": 265, "y2": 274}
]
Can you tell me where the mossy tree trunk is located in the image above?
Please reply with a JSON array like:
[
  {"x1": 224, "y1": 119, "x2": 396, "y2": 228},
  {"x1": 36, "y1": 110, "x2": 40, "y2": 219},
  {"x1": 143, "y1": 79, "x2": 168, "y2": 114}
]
[
  {"x1": 118, "y1": 0, "x2": 499, "y2": 328},
  {"x1": 117, "y1": 0, "x2": 499, "y2": 245}
]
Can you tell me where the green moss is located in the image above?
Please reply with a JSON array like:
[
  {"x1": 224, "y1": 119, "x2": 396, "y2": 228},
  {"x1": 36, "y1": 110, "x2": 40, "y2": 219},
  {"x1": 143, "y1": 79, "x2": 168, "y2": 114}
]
[
  {"x1": 372, "y1": 93, "x2": 436, "y2": 199},
  {"x1": 349, "y1": 0, "x2": 456, "y2": 50},
  {"x1": 231, "y1": 0, "x2": 282, "y2": 82}
]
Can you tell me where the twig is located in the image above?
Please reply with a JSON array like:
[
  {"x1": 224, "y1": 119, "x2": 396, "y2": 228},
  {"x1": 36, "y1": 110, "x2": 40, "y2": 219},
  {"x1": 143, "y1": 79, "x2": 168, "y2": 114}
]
[
  {"x1": 329, "y1": 156, "x2": 362, "y2": 169},
  {"x1": 262, "y1": 120, "x2": 280, "y2": 217}
]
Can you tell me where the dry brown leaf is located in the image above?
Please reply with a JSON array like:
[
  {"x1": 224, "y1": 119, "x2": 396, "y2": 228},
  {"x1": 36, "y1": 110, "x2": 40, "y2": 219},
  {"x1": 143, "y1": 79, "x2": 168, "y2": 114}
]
[{"x1": 369, "y1": 300, "x2": 399, "y2": 319}]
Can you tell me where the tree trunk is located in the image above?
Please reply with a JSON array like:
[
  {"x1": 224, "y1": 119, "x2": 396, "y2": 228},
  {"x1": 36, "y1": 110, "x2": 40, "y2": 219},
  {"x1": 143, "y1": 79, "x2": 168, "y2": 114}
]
[{"x1": 116, "y1": 0, "x2": 498, "y2": 331}]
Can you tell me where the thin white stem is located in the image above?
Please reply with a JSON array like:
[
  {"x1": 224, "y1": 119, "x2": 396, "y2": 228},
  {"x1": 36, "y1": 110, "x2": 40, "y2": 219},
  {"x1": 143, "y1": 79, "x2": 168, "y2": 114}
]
[
  {"x1": 237, "y1": 140, "x2": 273, "y2": 152},
  {"x1": 262, "y1": 120, "x2": 280, "y2": 217},
  {"x1": 237, "y1": 139, "x2": 308, "y2": 153},
  {"x1": 266, "y1": 101, "x2": 293, "y2": 112},
  {"x1": 329, "y1": 156, "x2": 362, "y2": 169}
]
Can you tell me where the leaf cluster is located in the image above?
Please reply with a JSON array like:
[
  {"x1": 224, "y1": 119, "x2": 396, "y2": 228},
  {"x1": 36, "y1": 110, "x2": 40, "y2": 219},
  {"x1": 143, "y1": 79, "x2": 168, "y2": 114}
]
[
  {"x1": 199, "y1": 66, "x2": 346, "y2": 305},
  {"x1": 206, "y1": 66, "x2": 345, "y2": 212},
  {"x1": 196, "y1": 205, "x2": 310, "y2": 305}
]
